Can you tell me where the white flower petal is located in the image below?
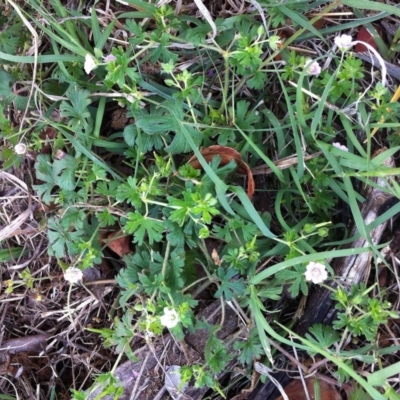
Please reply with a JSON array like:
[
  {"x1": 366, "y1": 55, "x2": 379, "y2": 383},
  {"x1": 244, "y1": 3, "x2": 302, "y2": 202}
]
[
  {"x1": 14, "y1": 143, "x2": 27, "y2": 155},
  {"x1": 332, "y1": 142, "x2": 348, "y2": 152},
  {"x1": 304, "y1": 262, "x2": 328, "y2": 284},
  {"x1": 305, "y1": 59, "x2": 321, "y2": 76},
  {"x1": 103, "y1": 54, "x2": 116, "y2": 63},
  {"x1": 84, "y1": 54, "x2": 97, "y2": 74},
  {"x1": 334, "y1": 34, "x2": 354, "y2": 51},
  {"x1": 160, "y1": 307, "x2": 179, "y2": 329},
  {"x1": 64, "y1": 267, "x2": 83, "y2": 284}
]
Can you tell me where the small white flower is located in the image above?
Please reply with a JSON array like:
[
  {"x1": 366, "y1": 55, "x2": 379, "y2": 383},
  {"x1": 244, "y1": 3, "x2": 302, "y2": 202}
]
[
  {"x1": 305, "y1": 59, "x2": 321, "y2": 76},
  {"x1": 160, "y1": 307, "x2": 179, "y2": 329},
  {"x1": 103, "y1": 54, "x2": 116, "y2": 63},
  {"x1": 332, "y1": 142, "x2": 348, "y2": 152},
  {"x1": 84, "y1": 54, "x2": 97, "y2": 74},
  {"x1": 64, "y1": 267, "x2": 83, "y2": 284},
  {"x1": 334, "y1": 34, "x2": 354, "y2": 52},
  {"x1": 304, "y1": 262, "x2": 328, "y2": 284},
  {"x1": 14, "y1": 143, "x2": 27, "y2": 155}
]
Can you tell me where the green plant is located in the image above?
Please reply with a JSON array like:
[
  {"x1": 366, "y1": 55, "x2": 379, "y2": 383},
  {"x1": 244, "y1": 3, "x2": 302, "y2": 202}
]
[
  {"x1": 333, "y1": 283, "x2": 399, "y2": 342},
  {"x1": 2, "y1": 0, "x2": 400, "y2": 398}
]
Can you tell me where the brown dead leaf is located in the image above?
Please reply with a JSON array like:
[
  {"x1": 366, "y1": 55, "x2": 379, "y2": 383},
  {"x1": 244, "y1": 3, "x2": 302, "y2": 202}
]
[
  {"x1": 105, "y1": 232, "x2": 131, "y2": 257},
  {"x1": 276, "y1": 378, "x2": 340, "y2": 400},
  {"x1": 378, "y1": 266, "x2": 388, "y2": 287},
  {"x1": 2, "y1": 334, "x2": 50, "y2": 354},
  {"x1": 187, "y1": 145, "x2": 255, "y2": 199},
  {"x1": 211, "y1": 248, "x2": 222, "y2": 266},
  {"x1": 355, "y1": 26, "x2": 381, "y2": 53}
]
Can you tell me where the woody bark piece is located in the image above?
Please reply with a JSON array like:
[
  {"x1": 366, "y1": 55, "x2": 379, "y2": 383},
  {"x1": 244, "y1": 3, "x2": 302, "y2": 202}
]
[
  {"x1": 1, "y1": 334, "x2": 50, "y2": 354},
  {"x1": 87, "y1": 300, "x2": 238, "y2": 400}
]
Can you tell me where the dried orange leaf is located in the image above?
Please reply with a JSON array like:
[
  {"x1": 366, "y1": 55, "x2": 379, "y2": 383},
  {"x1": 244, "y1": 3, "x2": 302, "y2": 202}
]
[
  {"x1": 211, "y1": 248, "x2": 222, "y2": 266},
  {"x1": 188, "y1": 145, "x2": 255, "y2": 199},
  {"x1": 105, "y1": 232, "x2": 131, "y2": 257},
  {"x1": 276, "y1": 378, "x2": 340, "y2": 400},
  {"x1": 355, "y1": 26, "x2": 380, "y2": 52}
]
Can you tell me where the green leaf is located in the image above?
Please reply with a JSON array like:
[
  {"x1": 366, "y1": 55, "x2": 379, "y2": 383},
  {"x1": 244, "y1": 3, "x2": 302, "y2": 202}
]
[
  {"x1": 275, "y1": 264, "x2": 308, "y2": 297},
  {"x1": 215, "y1": 267, "x2": 246, "y2": 301},
  {"x1": 306, "y1": 324, "x2": 340, "y2": 350},
  {"x1": 70, "y1": 389, "x2": 87, "y2": 400},
  {"x1": 138, "y1": 272, "x2": 164, "y2": 295},
  {"x1": 148, "y1": 33, "x2": 178, "y2": 63},
  {"x1": 164, "y1": 220, "x2": 185, "y2": 248},
  {"x1": 231, "y1": 42, "x2": 262, "y2": 73},
  {"x1": 207, "y1": 346, "x2": 232, "y2": 374},
  {"x1": 32, "y1": 154, "x2": 56, "y2": 204},
  {"x1": 95, "y1": 19, "x2": 116, "y2": 51},
  {"x1": 0, "y1": 22, "x2": 21, "y2": 54},
  {"x1": 117, "y1": 252, "x2": 145, "y2": 290},
  {"x1": 47, "y1": 218, "x2": 84, "y2": 258},
  {"x1": 116, "y1": 177, "x2": 142, "y2": 208},
  {"x1": 347, "y1": 384, "x2": 374, "y2": 400},
  {"x1": 233, "y1": 328, "x2": 263, "y2": 365},
  {"x1": 134, "y1": 101, "x2": 203, "y2": 154},
  {"x1": 251, "y1": 247, "x2": 371, "y2": 284},
  {"x1": 0, "y1": 69, "x2": 29, "y2": 109},
  {"x1": 123, "y1": 124, "x2": 137, "y2": 147},
  {"x1": 60, "y1": 86, "x2": 92, "y2": 130},
  {"x1": 257, "y1": 285, "x2": 283, "y2": 301},
  {"x1": 125, "y1": 211, "x2": 164, "y2": 246},
  {"x1": 61, "y1": 207, "x2": 86, "y2": 230},
  {"x1": 0, "y1": 247, "x2": 25, "y2": 262},
  {"x1": 279, "y1": 5, "x2": 325, "y2": 42},
  {"x1": 234, "y1": 100, "x2": 260, "y2": 131},
  {"x1": 112, "y1": 312, "x2": 137, "y2": 360},
  {"x1": 182, "y1": 21, "x2": 210, "y2": 45},
  {"x1": 52, "y1": 155, "x2": 78, "y2": 191},
  {"x1": 205, "y1": 330, "x2": 232, "y2": 373},
  {"x1": 95, "y1": 180, "x2": 120, "y2": 196},
  {"x1": 32, "y1": 154, "x2": 78, "y2": 204},
  {"x1": 124, "y1": 19, "x2": 146, "y2": 42},
  {"x1": 247, "y1": 71, "x2": 269, "y2": 90},
  {"x1": 97, "y1": 209, "x2": 118, "y2": 227},
  {"x1": 213, "y1": 222, "x2": 234, "y2": 242},
  {"x1": 121, "y1": 0, "x2": 156, "y2": 13},
  {"x1": 169, "y1": 123, "x2": 203, "y2": 154},
  {"x1": 214, "y1": 218, "x2": 259, "y2": 243},
  {"x1": 115, "y1": 267, "x2": 138, "y2": 307},
  {"x1": 56, "y1": 123, "x2": 123, "y2": 181},
  {"x1": 165, "y1": 249, "x2": 185, "y2": 290},
  {"x1": 168, "y1": 191, "x2": 196, "y2": 226},
  {"x1": 192, "y1": 192, "x2": 219, "y2": 224},
  {"x1": 105, "y1": 46, "x2": 139, "y2": 89},
  {"x1": 133, "y1": 107, "x2": 175, "y2": 134},
  {"x1": 334, "y1": 358, "x2": 353, "y2": 384}
]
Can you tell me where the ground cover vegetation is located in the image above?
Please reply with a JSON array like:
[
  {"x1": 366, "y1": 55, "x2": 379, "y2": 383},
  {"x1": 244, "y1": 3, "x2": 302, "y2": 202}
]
[{"x1": 1, "y1": 0, "x2": 400, "y2": 399}]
